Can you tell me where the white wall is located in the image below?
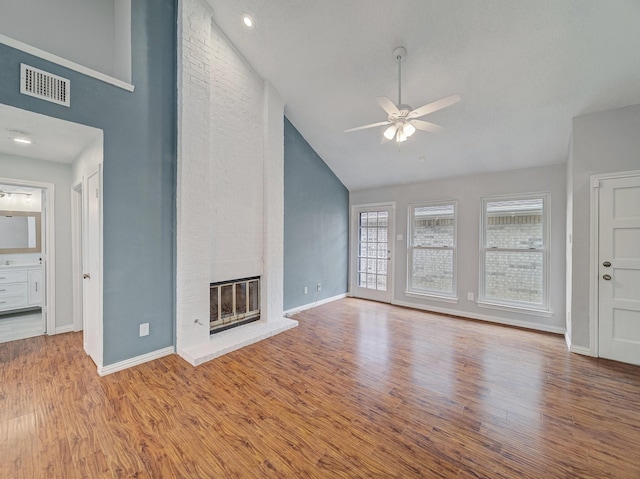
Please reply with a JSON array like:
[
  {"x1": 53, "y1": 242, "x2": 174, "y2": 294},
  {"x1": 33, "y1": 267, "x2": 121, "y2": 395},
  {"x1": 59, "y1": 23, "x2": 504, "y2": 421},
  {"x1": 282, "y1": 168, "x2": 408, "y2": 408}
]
[
  {"x1": 177, "y1": 0, "x2": 214, "y2": 353},
  {"x1": 351, "y1": 163, "x2": 567, "y2": 333},
  {"x1": 0, "y1": 0, "x2": 130, "y2": 81},
  {"x1": 176, "y1": 0, "x2": 293, "y2": 363},
  {"x1": 0, "y1": 185, "x2": 42, "y2": 212},
  {"x1": 209, "y1": 21, "x2": 264, "y2": 283},
  {"x1": 0, "y1": 153, "x2": 73, "y2": 329},
  {"x1": 565, "y1": 135, "x2": 574, "y2": 346},
  {"x1": 72, "y1": 134, "x2": 103, "y2": 182},
  {"x1": 569, "y1": 103, "x2": 640, "y2": 349}
]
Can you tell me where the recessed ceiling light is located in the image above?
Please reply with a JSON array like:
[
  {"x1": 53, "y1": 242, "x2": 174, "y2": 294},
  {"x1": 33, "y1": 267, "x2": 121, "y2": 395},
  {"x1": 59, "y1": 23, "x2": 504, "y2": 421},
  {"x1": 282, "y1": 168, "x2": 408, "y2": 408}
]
[
  {"x1": 13, "y1": 137, "x2": 32, "y2": 145},
  {"x1": 242, "y1": 14, "x2": 254, "y2": 28}
]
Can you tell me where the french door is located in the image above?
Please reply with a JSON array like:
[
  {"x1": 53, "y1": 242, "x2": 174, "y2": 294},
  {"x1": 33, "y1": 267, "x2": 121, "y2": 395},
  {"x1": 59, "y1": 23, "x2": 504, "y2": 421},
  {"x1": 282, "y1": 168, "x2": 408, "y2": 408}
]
[{"x1": 352, "y1": 204, "x2": 394, "y2": 303}]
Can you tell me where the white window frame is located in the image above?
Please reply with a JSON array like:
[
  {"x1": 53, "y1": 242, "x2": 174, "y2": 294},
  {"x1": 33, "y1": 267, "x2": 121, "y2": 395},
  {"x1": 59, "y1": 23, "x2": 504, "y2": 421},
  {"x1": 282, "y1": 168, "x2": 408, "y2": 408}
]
[
  {"x1": 478, "y1": 192, "x2": 550, "y2": 313},
  {"x1": 407, "y1": 200, "x2": 457, "y2": 301}
]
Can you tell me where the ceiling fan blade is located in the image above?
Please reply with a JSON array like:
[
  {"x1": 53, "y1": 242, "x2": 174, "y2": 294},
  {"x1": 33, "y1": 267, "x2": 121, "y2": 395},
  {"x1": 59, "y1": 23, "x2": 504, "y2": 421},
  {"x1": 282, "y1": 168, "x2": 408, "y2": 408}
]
[
  {"x1": 377, "y1": 97, "x2": 400, "y2": 116},
  {"x1": 344, "y1": 120, "x2": 391, "y2": 133},
  {"x1": 408, "y1": 95, "x2": 461, "y2": 119},
  {"x1": 411, "y1": 119, "x2": 444, "y2": 133}
]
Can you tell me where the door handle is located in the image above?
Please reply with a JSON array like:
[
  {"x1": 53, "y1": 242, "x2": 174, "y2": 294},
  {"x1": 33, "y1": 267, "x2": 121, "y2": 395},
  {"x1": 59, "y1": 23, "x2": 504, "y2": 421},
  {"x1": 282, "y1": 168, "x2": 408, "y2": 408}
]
[
  {"x1": 83, "y1": 273, "x2": 91, "y2": 279},
  {"x1": 602, "y1": 274, "x2": 612, "y2": 281},
  {"x1": 603, "y1": 261, "x2": 611, "y2": 267}
]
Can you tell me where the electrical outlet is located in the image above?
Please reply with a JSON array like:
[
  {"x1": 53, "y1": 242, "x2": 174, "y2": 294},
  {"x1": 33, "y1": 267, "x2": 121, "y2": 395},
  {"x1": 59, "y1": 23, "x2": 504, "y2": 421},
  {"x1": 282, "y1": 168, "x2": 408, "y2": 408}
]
[
  {"x1": 317, "y1": 283, "x2": 322, "y2": 292},
  {"x1": 139, "y1": 323, "x2": 149, "y2": 337},
  {"x1": 304, "y1": 286, "x2": 308, "y2": 295},
  {"x1": 467, "y1": 292, "x2": 474, "y2": 301}
]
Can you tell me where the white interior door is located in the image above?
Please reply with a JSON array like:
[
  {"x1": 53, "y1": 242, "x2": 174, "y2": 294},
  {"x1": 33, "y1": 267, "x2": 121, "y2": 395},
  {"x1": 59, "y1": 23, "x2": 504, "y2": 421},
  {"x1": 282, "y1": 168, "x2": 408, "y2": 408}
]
[
  {"x1": 352, "y1": 205, "x2": 394, "y2": 303},
  {"x1": 598, "y1": 174, "x2": 640, "y2": 366},
  {"x1": 83, "y1": 170, "x2": 101, "y2": 365}
]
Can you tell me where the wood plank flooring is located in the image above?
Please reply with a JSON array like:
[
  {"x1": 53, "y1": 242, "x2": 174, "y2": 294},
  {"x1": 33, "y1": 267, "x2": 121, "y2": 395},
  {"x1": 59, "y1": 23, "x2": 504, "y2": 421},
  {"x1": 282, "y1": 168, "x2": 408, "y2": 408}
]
[{"x1": 2, "y1": 297, "x2": 640, "y2": 478}]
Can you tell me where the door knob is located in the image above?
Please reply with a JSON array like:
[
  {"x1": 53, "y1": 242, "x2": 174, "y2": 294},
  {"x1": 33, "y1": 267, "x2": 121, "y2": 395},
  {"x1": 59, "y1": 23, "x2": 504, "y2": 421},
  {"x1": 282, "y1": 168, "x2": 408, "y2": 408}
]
[
  {"x1": 83, "y1": 273, "x2": 91, "y2": 279},
  {"x1": 602, "y1": 274, "x2": 611, "y2": 280},
  {"x1": 603, "y1": 261, "x2": 611, "y2": 267}
]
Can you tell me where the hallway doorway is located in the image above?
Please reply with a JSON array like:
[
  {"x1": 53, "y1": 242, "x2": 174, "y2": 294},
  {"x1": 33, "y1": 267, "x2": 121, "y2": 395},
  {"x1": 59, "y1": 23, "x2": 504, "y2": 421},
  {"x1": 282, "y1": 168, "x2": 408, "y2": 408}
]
[{"x1": 0, "y1": 103, "x2": 103, "y2": 365}]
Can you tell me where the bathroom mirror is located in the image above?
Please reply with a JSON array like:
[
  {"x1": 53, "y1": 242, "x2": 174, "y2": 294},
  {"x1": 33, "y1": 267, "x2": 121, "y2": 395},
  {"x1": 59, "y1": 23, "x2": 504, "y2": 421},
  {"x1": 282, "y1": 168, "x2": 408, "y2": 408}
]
[{"x1": 0, "y1": 211, "x2": 41, "y2": 253}]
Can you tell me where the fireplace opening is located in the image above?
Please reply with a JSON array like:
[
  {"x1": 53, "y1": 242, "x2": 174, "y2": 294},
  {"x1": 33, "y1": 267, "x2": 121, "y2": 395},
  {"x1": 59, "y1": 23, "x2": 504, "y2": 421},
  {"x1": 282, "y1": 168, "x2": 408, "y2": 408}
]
[{"x1": 210, "y1": 276, "x2": 260, "y2": 334}]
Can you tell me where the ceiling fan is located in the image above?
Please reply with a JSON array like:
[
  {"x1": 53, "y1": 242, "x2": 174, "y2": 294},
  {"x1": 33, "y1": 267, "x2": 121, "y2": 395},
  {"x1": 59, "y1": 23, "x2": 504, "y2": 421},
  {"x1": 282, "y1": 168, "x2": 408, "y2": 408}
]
[{"x1": 345, "y1": 47, "x2": 460, "y2": 143}]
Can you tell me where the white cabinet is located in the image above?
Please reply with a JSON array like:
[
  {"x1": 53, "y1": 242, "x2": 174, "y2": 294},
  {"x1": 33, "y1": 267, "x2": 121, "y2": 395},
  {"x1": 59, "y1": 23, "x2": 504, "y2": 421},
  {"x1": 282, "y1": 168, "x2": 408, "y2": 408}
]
[
  {"x1": 28, "y1": 268, "x2": 43, "y2": 305},
  {"x1": 0, "y1": 265, "x2": 42, "y2": 312}
]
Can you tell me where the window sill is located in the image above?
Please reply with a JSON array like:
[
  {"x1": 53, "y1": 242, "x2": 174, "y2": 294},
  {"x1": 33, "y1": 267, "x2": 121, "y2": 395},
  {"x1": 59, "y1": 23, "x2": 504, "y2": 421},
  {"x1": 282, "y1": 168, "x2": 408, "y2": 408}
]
[
  {"x1": 405, "y1": 291, "x2": 459, "y2": 304},
  {"x1": 477, "y1": 300, "x2": 552, "y2": 317}
]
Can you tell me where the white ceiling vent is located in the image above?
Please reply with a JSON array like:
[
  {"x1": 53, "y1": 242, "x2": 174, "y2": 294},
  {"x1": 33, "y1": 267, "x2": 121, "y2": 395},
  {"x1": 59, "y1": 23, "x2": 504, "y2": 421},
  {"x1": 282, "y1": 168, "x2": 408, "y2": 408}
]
[{"x1": 20, "y1": 64, "x2": 70, "y2": 107}]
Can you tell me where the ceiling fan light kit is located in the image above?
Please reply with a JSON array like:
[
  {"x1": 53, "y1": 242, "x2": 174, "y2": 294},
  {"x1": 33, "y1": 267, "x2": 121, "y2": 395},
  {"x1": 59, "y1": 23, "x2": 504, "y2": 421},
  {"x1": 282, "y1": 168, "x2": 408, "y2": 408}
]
[{"x1": 345, "y1": 46, "x2": 460, "y2": 144}]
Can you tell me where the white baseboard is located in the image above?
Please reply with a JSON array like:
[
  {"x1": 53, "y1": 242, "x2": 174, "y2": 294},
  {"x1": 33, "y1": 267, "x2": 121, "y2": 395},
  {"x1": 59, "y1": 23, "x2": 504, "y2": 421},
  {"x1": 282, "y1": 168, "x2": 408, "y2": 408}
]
[
  {"x1": 392, "y1": 299, "x2": 566, "y2": 335},
  {"x1": 55, "y1": 325, "x2": 75, "y2": 334},
  {"x1": 569, "y1": 344, "x2": 594, "y2": 356},
  {"x1": 97, "y1": 346, "x2": 175, "y2": 376},
  {"x1": 284, "y1": 293, "x2": 348, "y2": 317}
]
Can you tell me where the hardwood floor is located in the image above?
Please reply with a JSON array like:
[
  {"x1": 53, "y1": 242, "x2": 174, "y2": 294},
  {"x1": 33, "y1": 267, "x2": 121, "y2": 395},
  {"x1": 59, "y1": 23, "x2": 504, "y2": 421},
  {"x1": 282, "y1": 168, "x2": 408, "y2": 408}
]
[{"x1": 2, "y1": 298, "x2": 640, "y2": 478}]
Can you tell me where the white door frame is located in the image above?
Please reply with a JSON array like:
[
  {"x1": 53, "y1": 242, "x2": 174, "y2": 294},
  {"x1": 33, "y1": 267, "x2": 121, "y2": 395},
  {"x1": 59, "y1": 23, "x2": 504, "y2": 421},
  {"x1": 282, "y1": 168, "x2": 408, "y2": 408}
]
[
  {"x1": 589, "y1": 169, "x2": 640, "y2": 357},
  {"x1": 0, "y1": 176, "x2": 55, "y2": 334},
  {"x1": 350, "y1": 202, "x2": 396, "y2": 303},
  {"x1": 71, "y1": 180, "x2": 83, "y2": 332}
]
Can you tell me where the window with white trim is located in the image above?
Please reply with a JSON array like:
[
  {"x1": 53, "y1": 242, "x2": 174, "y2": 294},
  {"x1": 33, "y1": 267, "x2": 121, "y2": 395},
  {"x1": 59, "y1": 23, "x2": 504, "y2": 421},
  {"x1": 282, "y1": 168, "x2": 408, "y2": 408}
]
[
  {"x1": 408, "y1": 202, "x2": 456, "y2": 297},
  {"x1": 480, "y1": 194, "x2": 549, "y2": 310}
]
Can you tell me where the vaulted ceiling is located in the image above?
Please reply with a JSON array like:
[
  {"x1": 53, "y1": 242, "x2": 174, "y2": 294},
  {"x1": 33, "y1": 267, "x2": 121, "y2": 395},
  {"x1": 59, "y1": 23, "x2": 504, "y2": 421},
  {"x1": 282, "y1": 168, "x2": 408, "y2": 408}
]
[{"x1": 206, "y1": 0, "x2": 640, "y2": 190}]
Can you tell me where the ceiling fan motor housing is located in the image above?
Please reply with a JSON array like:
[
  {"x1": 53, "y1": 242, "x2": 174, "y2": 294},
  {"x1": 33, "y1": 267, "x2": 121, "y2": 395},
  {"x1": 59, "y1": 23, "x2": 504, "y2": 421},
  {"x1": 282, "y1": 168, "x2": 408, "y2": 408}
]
[{"x1": 392, "y1": 104, "x2": 413, "y2": 119}]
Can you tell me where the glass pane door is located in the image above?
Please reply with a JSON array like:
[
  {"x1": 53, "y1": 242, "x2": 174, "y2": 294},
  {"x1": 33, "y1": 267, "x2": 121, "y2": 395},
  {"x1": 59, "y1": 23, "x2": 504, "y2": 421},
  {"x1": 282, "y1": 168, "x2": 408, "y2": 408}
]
[{"x1": 352, "y1": 205, "x2": 394, "y2": 303}]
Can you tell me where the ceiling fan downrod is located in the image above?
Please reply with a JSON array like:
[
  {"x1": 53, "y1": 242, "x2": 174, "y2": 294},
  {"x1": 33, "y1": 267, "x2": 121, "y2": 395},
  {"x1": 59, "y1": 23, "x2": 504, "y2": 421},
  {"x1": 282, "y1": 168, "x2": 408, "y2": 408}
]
[{"x1": 393, "y1": 46, "x2": 407, "y2": 108}]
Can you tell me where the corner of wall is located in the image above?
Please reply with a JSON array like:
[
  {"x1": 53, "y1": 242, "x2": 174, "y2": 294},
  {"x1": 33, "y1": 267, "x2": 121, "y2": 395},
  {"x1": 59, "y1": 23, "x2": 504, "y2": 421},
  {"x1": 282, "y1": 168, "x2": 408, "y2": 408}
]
[
  {"x1": 262, "y1": 81, "x2": 286, "y2": 321},
  {"x1": 176, "y1": 0, "x2": 214, "y2": 353}
]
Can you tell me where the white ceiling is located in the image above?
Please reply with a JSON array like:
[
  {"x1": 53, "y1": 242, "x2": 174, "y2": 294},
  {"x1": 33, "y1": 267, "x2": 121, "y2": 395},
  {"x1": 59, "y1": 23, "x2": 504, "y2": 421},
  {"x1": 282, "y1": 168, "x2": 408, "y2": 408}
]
[
  {"x1": 0, "y1": 103, "x2": 100, "y2": 164},
  {"x1": 206, "y1": 0, "x2": 640, "y2": 191}
]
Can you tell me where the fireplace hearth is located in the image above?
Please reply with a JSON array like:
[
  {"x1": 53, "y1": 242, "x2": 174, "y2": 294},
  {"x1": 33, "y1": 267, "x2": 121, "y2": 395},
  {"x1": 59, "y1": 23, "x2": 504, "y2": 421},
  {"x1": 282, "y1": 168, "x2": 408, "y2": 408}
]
[{"x1": 210, "y1": 277, "x2": 260, "y2": 334}]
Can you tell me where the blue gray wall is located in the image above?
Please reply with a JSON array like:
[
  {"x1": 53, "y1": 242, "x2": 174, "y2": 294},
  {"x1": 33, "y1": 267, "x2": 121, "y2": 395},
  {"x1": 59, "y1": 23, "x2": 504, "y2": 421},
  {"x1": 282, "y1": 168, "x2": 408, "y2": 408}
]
[
  {"x1": 0, "y1": 0, "x2": 176, "y2": 365},
  {"x1": 284, "y1": 118, "x2": 349, "y2": 311}
]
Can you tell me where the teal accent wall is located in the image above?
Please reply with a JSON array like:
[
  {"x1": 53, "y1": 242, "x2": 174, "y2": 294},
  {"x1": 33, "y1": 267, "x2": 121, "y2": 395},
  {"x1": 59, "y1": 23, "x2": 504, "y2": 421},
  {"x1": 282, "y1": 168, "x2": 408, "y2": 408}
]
[
  {"x1": 284, "y1": 118, "x2": 349, "y2": 311},
  {"x1": 0, "y1": 0, "x2": 176, "y2": 365}
]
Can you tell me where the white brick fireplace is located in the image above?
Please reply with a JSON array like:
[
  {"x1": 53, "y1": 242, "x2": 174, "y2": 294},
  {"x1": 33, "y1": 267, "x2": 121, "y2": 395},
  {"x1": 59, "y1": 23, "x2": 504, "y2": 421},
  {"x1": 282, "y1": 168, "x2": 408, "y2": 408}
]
[{"x1": 176, "y1": 0, "x2": 297, "y2": 365}]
